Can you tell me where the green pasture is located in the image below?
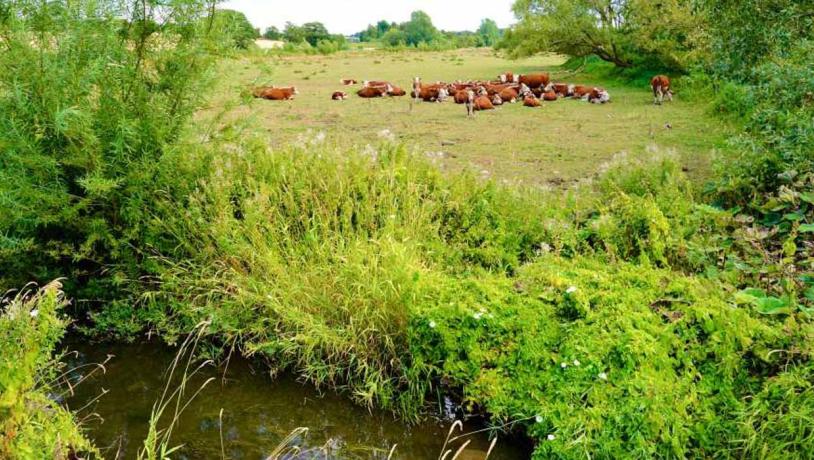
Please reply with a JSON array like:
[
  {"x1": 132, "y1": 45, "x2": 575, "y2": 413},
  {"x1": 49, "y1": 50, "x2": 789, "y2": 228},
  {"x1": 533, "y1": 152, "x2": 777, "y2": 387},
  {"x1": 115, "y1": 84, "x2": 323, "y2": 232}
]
[{"x1": 201, "y1": 48, "x2": 730, "y2": 185}]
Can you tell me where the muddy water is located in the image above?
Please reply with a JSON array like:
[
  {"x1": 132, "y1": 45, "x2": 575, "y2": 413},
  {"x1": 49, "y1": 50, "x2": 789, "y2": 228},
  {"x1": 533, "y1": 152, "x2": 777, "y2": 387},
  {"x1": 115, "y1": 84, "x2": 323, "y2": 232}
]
[{"x1": 65, "y1": 340, "x2": 529, "y2": 459}]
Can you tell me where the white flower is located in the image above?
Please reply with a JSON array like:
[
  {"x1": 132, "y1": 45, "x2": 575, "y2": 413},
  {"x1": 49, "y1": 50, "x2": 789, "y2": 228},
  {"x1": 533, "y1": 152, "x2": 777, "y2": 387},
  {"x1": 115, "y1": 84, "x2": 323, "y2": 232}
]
[
  {"x1": 566, "y1": 286, "x2": 578, "y2": 294},
  {"x1": 29, "y1": 309, "x2": 39, "y2": 318},
  {"x1": 598, "y1": 372, "x2": 608, "y2": 381},
  {"x1": 535, "y1": 415, "x2": 543, "y2": 423},
  {"x1": 473, "y1": 312, "x2": 484, "y2": 320},
  {"x1": 547, "y1": 434, "x2": 556, "y2": 441},
  {"x1": 429, "y1": 321, "x2": 437, "y2": 329},
  {"x1": 573, "y1": 359, "x2": 581, "y2": 367},
  {"x1": 560, "y1": 362, "x2": 568, "y2": 369}
]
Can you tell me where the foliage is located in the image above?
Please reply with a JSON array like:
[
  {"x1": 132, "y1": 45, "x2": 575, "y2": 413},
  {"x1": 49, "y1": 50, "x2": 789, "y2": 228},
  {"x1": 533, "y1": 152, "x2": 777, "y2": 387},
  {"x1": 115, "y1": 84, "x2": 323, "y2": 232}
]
[
  {"x1": 0, "y1": 0, "x2": 215, "y2": 294},
  {"x1": 0, "y1": 282, "x2": 96, "y2": 459},
  {"x1": 501, "y1": 0, "x2": 704, "y2": 71},
  {"x1": 282, "y1": 21, "x2": 345, "y2": 48},
  {"x1": 701, "y1": 0, "x2": 814, "y2": 81},
  {"x1": 212, "y1": 9, "x2": 257, "y2": 49},
  {"x1": 262, "y1": 26, "x2": 282, "y2": 40},
  {"x1": 476, "y1": 19, "x2": 502, "y2": 47},
  {"x1": 401, "y1": 11, "x2": 440, "y2": 46}
]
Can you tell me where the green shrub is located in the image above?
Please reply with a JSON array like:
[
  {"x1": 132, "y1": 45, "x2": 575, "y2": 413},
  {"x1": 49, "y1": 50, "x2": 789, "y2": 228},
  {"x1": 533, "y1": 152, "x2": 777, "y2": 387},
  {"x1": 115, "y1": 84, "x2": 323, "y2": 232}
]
[
  {"x1": 0, "y1": 0, "x2": 214, "y2": 294},
  {"x1": 0, "y1": 282, "x2": 96, "y2": 459}
]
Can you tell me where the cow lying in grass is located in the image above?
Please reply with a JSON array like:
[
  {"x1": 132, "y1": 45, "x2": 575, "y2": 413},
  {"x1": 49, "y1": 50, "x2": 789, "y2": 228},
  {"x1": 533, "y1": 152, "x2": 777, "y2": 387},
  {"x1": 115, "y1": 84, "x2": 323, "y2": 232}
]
[{"x1": 253, "y1": 86, "x2": 299, "y2": 101}]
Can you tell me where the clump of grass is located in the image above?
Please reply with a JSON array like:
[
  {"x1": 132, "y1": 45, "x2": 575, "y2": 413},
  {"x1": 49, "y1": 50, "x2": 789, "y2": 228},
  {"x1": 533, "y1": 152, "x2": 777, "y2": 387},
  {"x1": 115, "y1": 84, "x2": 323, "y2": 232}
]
[
  {"x1": 0, "y1": 282, "x2": 97, "y2": 459},
  {"x1": 138, "y1": 321, "x2": 215, "y2": 460}
]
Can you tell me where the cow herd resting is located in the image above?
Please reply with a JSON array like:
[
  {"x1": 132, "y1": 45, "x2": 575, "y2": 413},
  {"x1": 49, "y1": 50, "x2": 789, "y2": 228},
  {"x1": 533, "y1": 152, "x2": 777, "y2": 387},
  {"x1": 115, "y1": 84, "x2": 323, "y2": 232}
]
[{"x1": 251, "y1": 72, "x2": 674, "y2": 112}]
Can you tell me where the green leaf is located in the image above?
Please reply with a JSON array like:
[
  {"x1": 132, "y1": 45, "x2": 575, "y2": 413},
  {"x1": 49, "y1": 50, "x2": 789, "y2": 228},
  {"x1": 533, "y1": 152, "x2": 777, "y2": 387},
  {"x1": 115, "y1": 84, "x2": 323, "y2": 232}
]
[
  {"x1": 800, "y1": 224, "x2": 814, "y2": 233},
  {"x1": 755, "y1": 296, "x2": 791, "y2": 315},
  {"x1": 800, "y1": 192, "x2": 814, "y2": 205},
  {"x1": 805, "y1": 287, "x2": 814, "y2": 303}
]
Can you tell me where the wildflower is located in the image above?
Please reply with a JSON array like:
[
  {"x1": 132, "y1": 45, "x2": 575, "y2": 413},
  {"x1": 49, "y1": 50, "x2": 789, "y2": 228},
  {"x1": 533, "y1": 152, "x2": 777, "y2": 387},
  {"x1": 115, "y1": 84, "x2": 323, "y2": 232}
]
[
  {"x1": 429, "y1": 321, "x2": 437, "y2": 329},
  {"x1": 561, "y1": 362, "x2": 568, "y2": 369},
  {"x1": 30, "y1": 309, "x2": 39, "y2": 318},
  {"x1": 573, "y1": 359, "x2": 581, "y2": 367},
  {"x1": 598, "y1": 372, "x2": 608, "y2": 381},
  {"x1": 547, "y1": 434, "x2": 556, "y2": 441},
  {"x1": 535, "y1": 415, "x2": 543, "y2": 423},
  {"x1": 473, "y1": 312, "x2": 483, "y2": 320},
  {"x1": 566, "y1": 286, "x2": 578, "y2": 294}
]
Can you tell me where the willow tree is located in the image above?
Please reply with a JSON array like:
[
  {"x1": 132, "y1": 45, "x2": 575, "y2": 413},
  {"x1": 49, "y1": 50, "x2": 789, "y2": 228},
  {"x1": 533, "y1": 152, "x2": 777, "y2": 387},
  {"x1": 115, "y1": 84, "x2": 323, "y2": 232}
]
[{"x1": 500, "y1": 0, "x2": 703, "y2": 71}]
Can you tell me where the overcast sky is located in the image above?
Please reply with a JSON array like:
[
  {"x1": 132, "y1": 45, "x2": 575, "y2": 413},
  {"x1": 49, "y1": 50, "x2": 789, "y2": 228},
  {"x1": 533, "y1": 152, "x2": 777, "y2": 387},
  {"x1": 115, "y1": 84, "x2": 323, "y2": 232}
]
[{"x1": 220, "y1": 0, "x2": 518, "y2": 35}]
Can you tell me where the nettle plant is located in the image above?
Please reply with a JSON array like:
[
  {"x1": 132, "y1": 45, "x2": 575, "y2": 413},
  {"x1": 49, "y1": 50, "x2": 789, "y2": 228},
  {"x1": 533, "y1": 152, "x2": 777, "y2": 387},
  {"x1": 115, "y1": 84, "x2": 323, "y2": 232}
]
[{"x1": 0, "y1": 0, "x2": 217, "y2": 294}]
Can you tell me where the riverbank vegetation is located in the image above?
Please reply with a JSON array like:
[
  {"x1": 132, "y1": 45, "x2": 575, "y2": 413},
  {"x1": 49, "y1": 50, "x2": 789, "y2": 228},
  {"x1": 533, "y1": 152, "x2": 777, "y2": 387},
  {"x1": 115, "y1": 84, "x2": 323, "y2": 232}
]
[{"x1": 1, "y1": 0, "x2": 813, "y2": 458}]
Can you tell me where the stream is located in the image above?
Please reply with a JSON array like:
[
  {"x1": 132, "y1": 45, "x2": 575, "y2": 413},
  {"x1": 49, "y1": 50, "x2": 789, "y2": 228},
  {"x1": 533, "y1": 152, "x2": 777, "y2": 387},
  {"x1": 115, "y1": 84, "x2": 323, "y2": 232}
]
[{"x1": 64, "y1": 339, "x2": 530, "y2": 459}]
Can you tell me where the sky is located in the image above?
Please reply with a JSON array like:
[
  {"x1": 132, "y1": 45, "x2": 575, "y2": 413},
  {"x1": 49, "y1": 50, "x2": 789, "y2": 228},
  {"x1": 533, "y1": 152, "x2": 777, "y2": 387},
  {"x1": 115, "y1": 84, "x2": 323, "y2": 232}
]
[{"x1": 219, "y1": 0, "x2": 518, "y2": 36}]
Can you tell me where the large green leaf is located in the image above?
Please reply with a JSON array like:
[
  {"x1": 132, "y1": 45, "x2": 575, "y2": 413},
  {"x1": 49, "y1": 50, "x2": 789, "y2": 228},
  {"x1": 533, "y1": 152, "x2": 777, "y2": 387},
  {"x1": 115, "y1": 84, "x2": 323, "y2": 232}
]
[{"x1": 755, "y1": 296, "x2": 791, "y2": 315}]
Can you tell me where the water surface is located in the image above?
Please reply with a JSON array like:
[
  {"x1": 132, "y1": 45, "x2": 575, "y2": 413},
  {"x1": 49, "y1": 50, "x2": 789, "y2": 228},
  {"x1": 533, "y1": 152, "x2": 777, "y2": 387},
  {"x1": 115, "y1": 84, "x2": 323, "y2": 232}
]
[{"x1": 65, "y1": 340, "x2": 529, "y2": 459}]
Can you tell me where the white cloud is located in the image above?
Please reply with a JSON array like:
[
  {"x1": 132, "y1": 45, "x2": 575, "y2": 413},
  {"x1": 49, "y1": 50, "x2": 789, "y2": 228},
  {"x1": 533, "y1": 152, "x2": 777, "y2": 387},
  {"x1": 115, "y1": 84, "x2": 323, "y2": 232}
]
[{"x1": 220, "y1": 0, "x2": 517, "y2": 35}]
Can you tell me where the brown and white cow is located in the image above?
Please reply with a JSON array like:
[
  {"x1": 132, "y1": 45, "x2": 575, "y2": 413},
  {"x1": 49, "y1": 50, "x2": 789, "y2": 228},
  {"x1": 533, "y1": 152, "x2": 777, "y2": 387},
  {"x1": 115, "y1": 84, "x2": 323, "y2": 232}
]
[
  {"x1": 551, "y1": 83, "x2": 573, "y2": 97},
  {"x1": 412, "y1": 84, "x2": 449, "y2": 102},
  {"x1": 363, "y1": 80, "x2": 391, "y2": 88},
  {"x1": 588, "y1": 88, "x2": 611, "y2": 104},
  {"x1": 498, "y1": 72, "x2": 515, "y2": 84},
  {"x1": 340, "y1": 79, "x2": 358, "y2": 86},
  {"x1": 253, "y1": 86, "x2": 299, "y2": 100},
  {"x1": 357, "y1": 84, "x2": 392, "y2": 98},
  {"x1": 651, "y1": 75, "x2": 673, "y2": 105},
  {"x1": 331, "y1": 91, "x2": 348, "y2": 100}
]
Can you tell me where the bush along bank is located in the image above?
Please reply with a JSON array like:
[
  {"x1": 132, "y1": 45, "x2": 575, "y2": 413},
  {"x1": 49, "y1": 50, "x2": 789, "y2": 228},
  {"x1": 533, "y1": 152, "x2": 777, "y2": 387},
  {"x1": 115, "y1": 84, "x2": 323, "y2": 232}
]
[
  {"x1": 108, "y1": 125, "x2": 814, "y2": 458},
  {"x1": 0, "y1": 283, "x2": 96, "y2": 459}
]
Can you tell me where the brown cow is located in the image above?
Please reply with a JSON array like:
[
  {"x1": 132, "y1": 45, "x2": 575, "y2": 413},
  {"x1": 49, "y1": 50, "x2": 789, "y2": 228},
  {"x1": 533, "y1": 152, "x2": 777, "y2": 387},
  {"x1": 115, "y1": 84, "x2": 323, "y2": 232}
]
[
  {"x1": 491, "y1": 94, "x2": 504, "y2": 106},
  {"x1": 331, "y1": 91, "x2": 348, "y2": 100},
  {"x1": 499, "y1": 87, "x2": 519, "y2": 103},
  {"x1": 523, "y1": 95, "x2": 541, "y2": 107},
  {"x1": 542, "y1": 91, "x2": 558, "y2": 101},
  {"x1": 571, "y1": 85, "x2": 592, "y2": 99},
  {"x1": 253, "y1": 86, "x2": 299, "y2": 100},
  {"x1": 651, "y1": 75, "x2": 673, "y2": 105},
  {"x1": 518, "y1": 73, "x2": 550, "y2": 89},
  {"x1": 473, "y1": 95, "x2": 495, "y2": 111},
  {"x1": 357, "y1": 84, "x2": 392, "y2": 98},
  {"x1": 552, "y1": 83, "x2": 572, "y2": 97},
  {"x1": 454, "y1": 89, "x2": 471, "y2": 104},
  {"x1": 388, "y1": 86, "x2": 407, "y2": 97},
  {"x1": 340, "y1": 79, "x2": 358, "y2": 86}
]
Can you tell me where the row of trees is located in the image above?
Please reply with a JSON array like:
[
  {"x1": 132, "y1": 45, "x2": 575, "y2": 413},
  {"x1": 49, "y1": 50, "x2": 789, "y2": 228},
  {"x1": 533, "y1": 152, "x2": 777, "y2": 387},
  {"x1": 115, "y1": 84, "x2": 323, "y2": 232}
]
[
  {"x1": 356, "y1": 12, "x2": 503, "y2": 48},
  {"x1": 499, "y1": 0, "x2": 814, "y2": 75}
]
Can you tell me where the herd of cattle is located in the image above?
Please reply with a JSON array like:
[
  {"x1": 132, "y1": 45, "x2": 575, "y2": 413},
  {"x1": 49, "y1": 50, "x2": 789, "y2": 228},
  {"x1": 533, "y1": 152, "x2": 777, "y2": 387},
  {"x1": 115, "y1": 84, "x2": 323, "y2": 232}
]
[{"x1": 252, "y1": 72, "x2": 674, "y2": 114}]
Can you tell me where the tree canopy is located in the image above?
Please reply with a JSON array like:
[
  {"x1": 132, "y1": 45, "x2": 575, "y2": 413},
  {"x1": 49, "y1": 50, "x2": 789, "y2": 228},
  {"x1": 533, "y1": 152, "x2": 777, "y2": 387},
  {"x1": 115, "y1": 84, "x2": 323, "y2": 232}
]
[
  {"x1": 213, "y1": 9, "x2": 258, "y2": 49},
  {"x1": 477, "y1": 18, "x2": 501, "y2": 47},
  {"x1": 500, "y1": 0, "x2": 703, "y2": 71}
]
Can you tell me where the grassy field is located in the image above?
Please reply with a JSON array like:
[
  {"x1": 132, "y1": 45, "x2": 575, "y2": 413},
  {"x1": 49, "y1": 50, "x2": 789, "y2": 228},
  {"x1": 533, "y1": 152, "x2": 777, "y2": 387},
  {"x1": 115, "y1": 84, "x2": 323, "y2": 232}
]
[{"x1": 200, "y1": 48, "x2": 732, "y2": 185}]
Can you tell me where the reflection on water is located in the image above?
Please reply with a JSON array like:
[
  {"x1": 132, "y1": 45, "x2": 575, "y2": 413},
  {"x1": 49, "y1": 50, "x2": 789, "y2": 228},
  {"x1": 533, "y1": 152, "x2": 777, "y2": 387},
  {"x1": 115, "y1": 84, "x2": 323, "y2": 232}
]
[{"x1": 64, "y1": 340, "x2": 529, "y2": 459}]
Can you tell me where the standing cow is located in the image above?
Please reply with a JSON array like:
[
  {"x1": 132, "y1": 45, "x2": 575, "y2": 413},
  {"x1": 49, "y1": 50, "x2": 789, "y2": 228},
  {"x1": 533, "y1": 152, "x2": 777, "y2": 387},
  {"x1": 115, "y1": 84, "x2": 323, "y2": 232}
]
[{"x1": 651, "y1": 75, "x2": 673, "y2": 105}]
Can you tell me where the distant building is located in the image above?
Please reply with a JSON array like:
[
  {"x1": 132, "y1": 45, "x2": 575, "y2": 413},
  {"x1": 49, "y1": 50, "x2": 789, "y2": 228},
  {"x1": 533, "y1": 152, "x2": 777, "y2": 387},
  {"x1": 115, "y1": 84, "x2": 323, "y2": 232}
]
[{"x1": 345, "y1": 35, "x2": 360, "y2": 43}]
